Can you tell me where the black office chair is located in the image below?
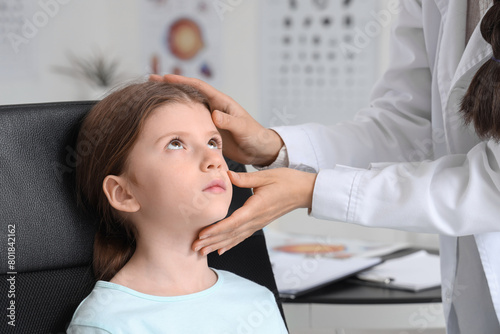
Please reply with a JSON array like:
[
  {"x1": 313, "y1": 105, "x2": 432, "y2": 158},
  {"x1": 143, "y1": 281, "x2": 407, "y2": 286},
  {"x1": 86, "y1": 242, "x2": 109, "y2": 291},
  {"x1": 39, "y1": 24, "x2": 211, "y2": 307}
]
[{"x1": 0, "y1": 101, "x2": 285, "y2": 334}]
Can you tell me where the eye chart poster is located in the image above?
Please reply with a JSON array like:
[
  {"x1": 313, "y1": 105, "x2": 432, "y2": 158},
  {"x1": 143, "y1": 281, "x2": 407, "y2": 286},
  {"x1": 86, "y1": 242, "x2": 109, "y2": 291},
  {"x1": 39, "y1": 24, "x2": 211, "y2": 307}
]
[
  {"x1": 260, "y1": 0, "x2": 390, "y2": 127},
  {"x1": 140, "y1": 0, "x2": 223, "y2": 86}
]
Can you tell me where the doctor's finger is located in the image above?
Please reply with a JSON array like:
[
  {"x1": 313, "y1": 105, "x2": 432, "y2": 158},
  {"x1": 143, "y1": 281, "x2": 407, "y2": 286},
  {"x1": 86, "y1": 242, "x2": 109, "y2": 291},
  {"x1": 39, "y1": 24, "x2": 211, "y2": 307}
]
[
  {"x1": 199, "y1": 228, "x2": 256, "y2": 256},
  {"x1": 193, "y1": 225, "x2": 253, "y2": 256},
  {"x1": 198, "y1": 203, "x2": 257, "y2": 241},
  {"x1": 159, "y1": 74, "x2": 236, "y2": 111},
  {"x1": 228, "y1": 170, "x2": 275, "y2": 189},
  {"x1": 149, "y1": 74, "x2": 163, "y2": 82},
  {"x1": 194, "y1": 206, "x2": 266, "y2": 252},
  {"x1": 212, "y1": 110, "x2": 248, "y2": 134}
]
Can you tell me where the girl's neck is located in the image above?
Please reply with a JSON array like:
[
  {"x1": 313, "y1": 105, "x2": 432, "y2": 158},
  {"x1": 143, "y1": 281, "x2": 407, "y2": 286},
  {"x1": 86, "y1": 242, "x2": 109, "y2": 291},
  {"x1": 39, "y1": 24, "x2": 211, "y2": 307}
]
[{"x1": 110, "y1": 228, "x2": 217, "y2": 296}]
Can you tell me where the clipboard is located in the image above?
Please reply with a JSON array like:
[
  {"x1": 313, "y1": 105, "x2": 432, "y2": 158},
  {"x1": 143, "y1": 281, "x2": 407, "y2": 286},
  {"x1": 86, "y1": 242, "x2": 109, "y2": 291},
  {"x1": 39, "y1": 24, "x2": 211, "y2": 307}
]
[
  {"x1": 353, "y1": 250, "x2": 441, "y2": 292},
  {"x1": 271, "y1": 252, "x2": 382, "y2": 299}
]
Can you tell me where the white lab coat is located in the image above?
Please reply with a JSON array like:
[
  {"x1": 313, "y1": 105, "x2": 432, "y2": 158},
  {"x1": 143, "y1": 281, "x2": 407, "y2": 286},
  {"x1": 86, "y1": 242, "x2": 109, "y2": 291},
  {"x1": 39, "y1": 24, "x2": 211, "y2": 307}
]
[{"x1": 272, "y1": 0, "x2": 500, "y2": 331}]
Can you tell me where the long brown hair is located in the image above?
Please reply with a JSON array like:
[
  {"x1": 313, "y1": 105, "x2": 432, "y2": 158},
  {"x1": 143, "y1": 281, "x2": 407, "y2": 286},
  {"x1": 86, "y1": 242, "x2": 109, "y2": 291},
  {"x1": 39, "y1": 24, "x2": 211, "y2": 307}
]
[
  {"x1": 76, "y1": 81, "x2": 210, "y2": 281},
  {"x1": 460, "y1": 0, "x2": 500, "y2": 140}
]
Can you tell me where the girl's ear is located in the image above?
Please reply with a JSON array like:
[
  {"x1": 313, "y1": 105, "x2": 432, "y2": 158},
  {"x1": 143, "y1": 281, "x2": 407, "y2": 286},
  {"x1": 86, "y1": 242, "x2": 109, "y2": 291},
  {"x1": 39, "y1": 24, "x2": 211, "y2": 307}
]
[{"x1": 103, "y1": 175, "x2": 140, "y2": 213}]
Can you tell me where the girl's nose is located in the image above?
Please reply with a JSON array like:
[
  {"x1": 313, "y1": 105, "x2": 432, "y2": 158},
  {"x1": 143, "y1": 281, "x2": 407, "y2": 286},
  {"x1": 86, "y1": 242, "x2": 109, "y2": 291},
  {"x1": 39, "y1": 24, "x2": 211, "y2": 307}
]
[{"x1": 201, "y1": 148, "x2": 224, "y2": 171}]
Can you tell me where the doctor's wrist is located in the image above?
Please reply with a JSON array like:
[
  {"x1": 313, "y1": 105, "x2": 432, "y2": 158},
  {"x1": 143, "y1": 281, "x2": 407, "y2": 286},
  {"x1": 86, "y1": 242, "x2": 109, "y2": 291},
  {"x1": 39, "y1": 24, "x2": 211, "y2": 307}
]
[{"x1": 254, "y1": 129, "x2": 284, "y2": 167}]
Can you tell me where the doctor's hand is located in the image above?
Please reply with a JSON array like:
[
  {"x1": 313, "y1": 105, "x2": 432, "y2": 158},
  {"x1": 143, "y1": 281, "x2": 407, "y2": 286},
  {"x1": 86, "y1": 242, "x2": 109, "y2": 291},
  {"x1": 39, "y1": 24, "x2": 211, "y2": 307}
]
[
  {"x1": 149, "y1": 74, "x2": 283, "y2": 166},
  {"x1": 192, "y1": 168, "x2": 317, "y2": 256}
]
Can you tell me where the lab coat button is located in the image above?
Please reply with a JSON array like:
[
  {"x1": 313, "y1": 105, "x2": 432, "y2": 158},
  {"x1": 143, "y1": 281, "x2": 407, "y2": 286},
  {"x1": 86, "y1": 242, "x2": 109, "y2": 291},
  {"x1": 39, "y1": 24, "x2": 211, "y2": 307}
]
[{"x1": 444, "y1": 289, "x2": 452, "y2": 302}]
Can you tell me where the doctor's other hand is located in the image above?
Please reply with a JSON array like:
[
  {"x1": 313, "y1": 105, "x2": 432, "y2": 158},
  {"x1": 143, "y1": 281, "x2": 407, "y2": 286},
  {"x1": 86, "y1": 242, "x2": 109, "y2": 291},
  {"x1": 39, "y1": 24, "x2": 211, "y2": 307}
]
[
  {"x1": 150, "y1": 74, "x2": 283, "y2": 166},
  {"x1": 192, "y1": 168, "x2": 317, "y2": 256}
]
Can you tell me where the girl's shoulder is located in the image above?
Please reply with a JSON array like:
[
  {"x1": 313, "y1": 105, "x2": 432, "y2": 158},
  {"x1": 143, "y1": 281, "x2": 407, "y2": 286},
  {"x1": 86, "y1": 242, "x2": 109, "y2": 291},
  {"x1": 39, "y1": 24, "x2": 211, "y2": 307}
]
[
  {"x1": 214, "y1": 269, "x2": 275, "y2": 297},
  {"x1": 67, "y1": 281, "x2": 129, "y2": 331}
]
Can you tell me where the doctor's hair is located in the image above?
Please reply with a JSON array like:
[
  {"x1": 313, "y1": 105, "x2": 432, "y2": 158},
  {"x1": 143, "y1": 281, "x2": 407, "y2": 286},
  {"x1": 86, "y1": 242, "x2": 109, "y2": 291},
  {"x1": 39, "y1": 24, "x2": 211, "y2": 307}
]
[
  {"x1": 460, "y1": 0, "x2": 500, "y2": 140},
  {"x1": 75, "y1": 80, "x2": 211, "y2": 281}
]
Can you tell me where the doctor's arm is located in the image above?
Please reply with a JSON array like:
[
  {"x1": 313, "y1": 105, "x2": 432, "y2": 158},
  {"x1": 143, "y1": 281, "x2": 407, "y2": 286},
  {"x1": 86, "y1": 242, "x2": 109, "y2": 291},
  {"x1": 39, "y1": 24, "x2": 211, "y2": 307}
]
[{"x1": 310, "y1": 140, "x2": 500, "y2": 236}]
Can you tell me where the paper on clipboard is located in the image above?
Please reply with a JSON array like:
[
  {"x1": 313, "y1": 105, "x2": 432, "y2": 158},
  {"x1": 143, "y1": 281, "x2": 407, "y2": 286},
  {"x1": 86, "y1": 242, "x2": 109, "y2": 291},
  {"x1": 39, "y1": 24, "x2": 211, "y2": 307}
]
[
  {"x1": 356, "y1": 250, "x2": 441, "y2": 292},
  {"x1": 271, "y1": 252, "x2": 382, "y2": 298}
]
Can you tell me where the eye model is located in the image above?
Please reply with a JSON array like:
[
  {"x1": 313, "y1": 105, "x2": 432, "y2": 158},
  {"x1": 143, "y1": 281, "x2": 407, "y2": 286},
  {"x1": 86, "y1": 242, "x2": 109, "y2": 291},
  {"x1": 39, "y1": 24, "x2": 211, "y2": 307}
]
[{"x1": 167, "y1": 18, "x2": 204, "y2": 60}]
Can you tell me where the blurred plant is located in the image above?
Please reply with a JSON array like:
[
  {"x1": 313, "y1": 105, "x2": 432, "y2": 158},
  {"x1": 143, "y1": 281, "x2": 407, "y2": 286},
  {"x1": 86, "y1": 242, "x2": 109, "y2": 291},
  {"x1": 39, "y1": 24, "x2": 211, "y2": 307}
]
[{"x1": 53, "y1": 51, "x2": 121, "y2": 88}]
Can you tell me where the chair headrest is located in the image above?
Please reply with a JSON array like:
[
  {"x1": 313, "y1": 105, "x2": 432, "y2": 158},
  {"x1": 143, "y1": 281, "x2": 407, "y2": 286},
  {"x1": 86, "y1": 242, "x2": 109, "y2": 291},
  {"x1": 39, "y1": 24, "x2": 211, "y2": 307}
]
[{"x1": 0, "y1": 102, "x2": 98, "y2": 273}]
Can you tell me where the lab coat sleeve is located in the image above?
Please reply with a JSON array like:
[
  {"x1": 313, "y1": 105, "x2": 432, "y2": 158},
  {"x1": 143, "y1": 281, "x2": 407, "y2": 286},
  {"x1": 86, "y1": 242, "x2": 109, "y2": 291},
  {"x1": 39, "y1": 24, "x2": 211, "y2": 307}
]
[
  {"x1": 272, "y1": 0, "x2": 433, "y2": 171},
  {"x1": 312, "y1": 140, "x2": 500, "y2": 236}
]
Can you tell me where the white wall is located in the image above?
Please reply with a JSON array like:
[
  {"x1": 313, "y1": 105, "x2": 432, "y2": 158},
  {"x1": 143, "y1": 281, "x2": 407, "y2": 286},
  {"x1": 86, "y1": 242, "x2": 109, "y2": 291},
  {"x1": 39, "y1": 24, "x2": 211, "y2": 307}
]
[
  {"x1": 0, "y1": 0, "x2": 439, "y2": 248},
  {"x1": 0, "y1": 0, "x2": 140, "y2": 103},
  {"x1": 0, "y1": 0, "x2": 259, "y2": 108}
]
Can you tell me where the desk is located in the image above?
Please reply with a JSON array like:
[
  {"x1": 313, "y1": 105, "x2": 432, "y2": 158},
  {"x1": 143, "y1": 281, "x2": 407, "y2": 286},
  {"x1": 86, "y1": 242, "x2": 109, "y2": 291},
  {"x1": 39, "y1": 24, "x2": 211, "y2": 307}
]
[{"x1": 281, "y1": 248, "x2": 446, "y2": 334}]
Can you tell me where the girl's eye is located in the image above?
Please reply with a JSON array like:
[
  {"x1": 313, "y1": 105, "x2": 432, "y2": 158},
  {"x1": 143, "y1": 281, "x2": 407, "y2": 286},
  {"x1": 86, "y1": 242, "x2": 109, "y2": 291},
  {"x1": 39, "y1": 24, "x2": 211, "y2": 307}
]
[
  {"x1": 167, "y1": 139, "x2": 184, "y2": 150},
  {"x1": 208, "y1": 138, "x2": 222, "y2": 149}
]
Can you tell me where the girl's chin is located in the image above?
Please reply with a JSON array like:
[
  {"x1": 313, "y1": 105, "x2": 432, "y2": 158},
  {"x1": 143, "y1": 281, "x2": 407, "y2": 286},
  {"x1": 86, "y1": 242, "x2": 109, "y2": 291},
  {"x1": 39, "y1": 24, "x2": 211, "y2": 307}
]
[
  {"x1": 173, "y1": 198, "x2": 231, "y2": 227},
  {"x1": 201, "y1": 207, "x2": 230, "y2": 225}
]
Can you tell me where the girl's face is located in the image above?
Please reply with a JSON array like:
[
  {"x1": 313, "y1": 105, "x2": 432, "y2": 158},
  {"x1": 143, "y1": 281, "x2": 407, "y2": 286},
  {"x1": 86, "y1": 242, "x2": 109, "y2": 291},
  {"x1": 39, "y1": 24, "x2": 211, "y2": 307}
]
[{"x1": 122, "y1": 102, "x2": 232, "y2": 233}]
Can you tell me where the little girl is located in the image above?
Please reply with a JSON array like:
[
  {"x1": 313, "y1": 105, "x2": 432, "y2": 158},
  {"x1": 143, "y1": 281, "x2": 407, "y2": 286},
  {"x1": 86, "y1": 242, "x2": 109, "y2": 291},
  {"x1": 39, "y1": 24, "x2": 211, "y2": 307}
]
[{"x1": 67, "y1": 81, "x2": 287, "y2": 333}]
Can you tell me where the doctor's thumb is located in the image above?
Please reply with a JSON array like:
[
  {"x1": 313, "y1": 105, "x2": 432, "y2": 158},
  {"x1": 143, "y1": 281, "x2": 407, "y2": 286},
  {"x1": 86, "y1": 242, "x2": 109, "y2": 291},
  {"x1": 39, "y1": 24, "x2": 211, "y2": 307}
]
[
  {"x1": 228, "y1": 170, "x2": 263, "y2": 189},
  {"x1": 213, "y1": 110, "x2": 239, "y2": 131}
]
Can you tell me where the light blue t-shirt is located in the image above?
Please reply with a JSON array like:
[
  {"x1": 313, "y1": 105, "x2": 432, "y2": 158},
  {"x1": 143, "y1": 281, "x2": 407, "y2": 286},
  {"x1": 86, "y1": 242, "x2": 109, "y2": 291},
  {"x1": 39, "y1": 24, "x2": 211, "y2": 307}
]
[{"x1": 67, "y1": 269, "x2": 288, "y2": 334}]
